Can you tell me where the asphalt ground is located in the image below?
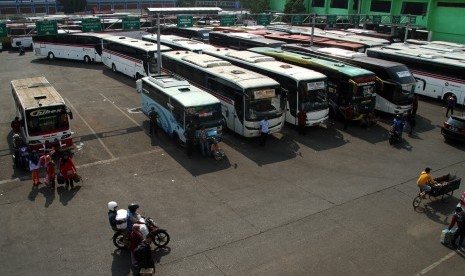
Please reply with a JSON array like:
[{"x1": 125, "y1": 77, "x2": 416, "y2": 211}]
[{"x1": 0, "y1": 49, "x2": 465, "y2": 276}]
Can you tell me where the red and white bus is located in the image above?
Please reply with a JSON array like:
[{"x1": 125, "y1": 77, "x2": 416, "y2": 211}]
[{"x1": 11, "y1": 77, "x2": 74, "y2": 153}]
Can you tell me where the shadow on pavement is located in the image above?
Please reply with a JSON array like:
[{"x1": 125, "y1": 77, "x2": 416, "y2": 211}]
[{"x1": 111, "y1": 249, "x2": 131, "y2": 276}]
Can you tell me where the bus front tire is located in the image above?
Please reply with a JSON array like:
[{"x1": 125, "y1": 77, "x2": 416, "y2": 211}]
[
  {"x1": 135, "y1": 73, "x2": 141, "y2": 80},
  {"x1": 84, "y1": 55, "x2": 91, "y2": 64},
  {"x1": 47, "y1": 52, "x2": 55, "y2": 60},
  {"x1": 112, "y1": 64, "x2": 116, "y2": 72}
]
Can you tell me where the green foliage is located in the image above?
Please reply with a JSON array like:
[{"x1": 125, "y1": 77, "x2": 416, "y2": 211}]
[
  {"x1": 284, "y1": 0, "x2": 306, "y2": 14},
  {"x1": 177, "y1": 0, "x2": 195, "y2": 7},
  {"x1": 61, "y1": 0, "x2": 87, "y2": 14},
  {"x1": 241, "y1": 0, "x2": 270, "y2": 14}
]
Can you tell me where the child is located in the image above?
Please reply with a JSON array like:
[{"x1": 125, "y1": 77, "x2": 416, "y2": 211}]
[{"x1": 46, "y1": 160, "x2": 56, "y2": 190}]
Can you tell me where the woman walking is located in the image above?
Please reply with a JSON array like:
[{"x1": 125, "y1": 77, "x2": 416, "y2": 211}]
[
  {"x1": 29, "y1": 151, "x2": 41, "y2": 187},
  {"x1": 59, "y1": 153, "x2": 76, "y2": 189}
]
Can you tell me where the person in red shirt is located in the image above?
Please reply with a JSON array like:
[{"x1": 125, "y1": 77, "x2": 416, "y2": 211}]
[
  {"x1": 448, "y1": 206, "x2": 465, "y2": 250},
  {"x1": 297, "y1": 110, "x2": 307, "y2": 136},
  {"x1": 46, "y1": 160, "x2": 56, "y2": 190},
  {"x1": 59, "y1": 153, "x2": 76, "y2": 189}
]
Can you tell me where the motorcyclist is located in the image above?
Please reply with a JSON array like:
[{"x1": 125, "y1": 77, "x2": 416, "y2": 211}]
[
  {"x1": 108, "y1": 201, "x2": 126, "y2": 231},
  {"x1": 417, "y1": 167, "x2": 443, "y2": 198},
  {"x1": 127, "y1": 203, "x2": 143, "y2": 231},
  {"x1": 392, "y1": 114, "x2": 404, "y2": 138}
]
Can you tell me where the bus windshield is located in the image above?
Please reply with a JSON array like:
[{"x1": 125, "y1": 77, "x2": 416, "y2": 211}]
[
  {"x1": 387, "y1": 65, "x2": 416, "y2": 101},
  {"x1": 299, "y1": 80, "x2": 328, "y2": 112},
  {"x1": 353, "y1": 80, "x2": 376, "y2": 102},
  {"x1": 246, "y1": 87, "x2": 282, "y2": 120},
  {"x1": 186, "y1": 103, "x2": 222, "y2": 128},
  {"x1": 25, "y1": 105, "x2": 70, "y2": 136},
  {"x1": 148, "y1": 51, "x2": 158, "y2": 74}
]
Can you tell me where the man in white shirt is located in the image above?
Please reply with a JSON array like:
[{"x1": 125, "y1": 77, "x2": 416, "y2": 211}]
[{"x1": 259, "y1": 117, "x2": 269, "y2": 146}]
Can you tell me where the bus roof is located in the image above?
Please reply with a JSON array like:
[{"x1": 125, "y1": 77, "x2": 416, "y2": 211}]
[
  {"x1": 143, "y1": 74, "x2": 220, "y2": 107},
  {"x1": 367, "y1": 46, "x2": 465, "y2": 68},
  {"x1": 210, "y1": 31, "x2": 286, "y2": 46},
  {"x1": 11, "y1": 77, "x2": 65, "y2": 110},
  {"x1": 249, "y1": 47, "x2": 375, "y2": 78},
  {"x1": 162, "y1": 51, "x2": 280, "y2": 89},
  {"x1": 103, "y1": 36, "x2": 171, "y2": 52},
  {"x1": 143, "y1": 34, "x2": 216, "y2": 51},
  {"x1": 71, "y1": 32, "x2": 112, "y2": 39},
  {"x1": 203, "y1": 48, "x2": 327, "y2": 82}
]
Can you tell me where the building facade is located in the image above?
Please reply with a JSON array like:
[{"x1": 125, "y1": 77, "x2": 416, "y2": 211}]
[{"x1": 269, "y1": 0, "x2": 465, "y2": 43}]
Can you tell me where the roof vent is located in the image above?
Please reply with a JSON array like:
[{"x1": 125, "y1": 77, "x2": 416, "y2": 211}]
[
  {"x1": 280, "y1": 64, "x2": 292, "y2": 68},
  {"x1": 231, "y1": 70, "x2": 245, "y2": 74},
  {"x1": 118, "y1": 37, "x2": 126, "y2": 39}
]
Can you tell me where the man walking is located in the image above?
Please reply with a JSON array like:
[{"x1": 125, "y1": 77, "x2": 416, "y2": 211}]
[
  {"x1": 297, "y1": 110, "x2": 307, "y2": 136},
  {"x1": 148, "y1": 107, "x2": 158, "y2": 136},
  {"x1": 446, "y1": 94, "x2": 456, "y2": 117},
  {"x1": 343, "y1": 104, "x2": 352, "y2": 130},
  {"x1": 259, "y1": 117, "x2": 269, "y2": 146}
]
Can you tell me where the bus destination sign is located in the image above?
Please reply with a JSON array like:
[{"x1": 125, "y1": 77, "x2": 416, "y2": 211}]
[
  {"x1": 177, "y1": 15, "x2": 193, "y2": 27},
  {"x1": 36, "y1": 21, "x2": 58, "y2": 35},
  {"x1": 82, "y1": 18, "x2": 102, "y2": 32},
  {"x1": 123, "y1": 17, "x2": 140, "y2": 30}
]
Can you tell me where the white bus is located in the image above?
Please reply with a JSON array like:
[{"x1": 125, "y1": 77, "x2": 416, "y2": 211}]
[
  {"x1": 142, "y1": 34, "x2": 216, "y2": 53},
  {"x1": 162, "y1": 51, "x2": 284, "y2": 138},
  {"x1": 11, "y1": 76, "x2": 74, "y2": 153},
  {"x1": 367, "y1": 45, "x2": 465, "y2": 106},
  {"x1": 203, "y1": 48, "x2": 329, "y2": 127},
  {"x1": 137, "y1": 74, "x2": 223, "y2": 144},
  {"x1": 33, "y1": 33, "x2": 109, "y2": 63},
  {"x1": 102, "y1": 36, "x2": 171, "y2": 79}
]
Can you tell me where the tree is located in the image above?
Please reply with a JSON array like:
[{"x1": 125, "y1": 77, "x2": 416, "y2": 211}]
[
  {"x1": 240, "y1": 0, "x2": 270, "y2": 14},
  {"x1": 60, "y1": 0, "x2": 87, "y2": 14},
  {"x1": 284, "y1": 0, "x2": 306, "y2": 14}
]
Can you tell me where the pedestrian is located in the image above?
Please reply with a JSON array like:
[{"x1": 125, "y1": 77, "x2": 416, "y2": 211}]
[
  {"x1": 343, "y1": 104, "x2": 352, "y2": 130},
  {"x1": 259, "y1": 117, "x2": 269, "y2": 146},
  {"x1": 59, "y1": 152, "x2": 76, "y2": 190},
  {"x1": 184, "y1": 124, "x2": 196, "y2": 157},
  {"x1": 148, "y1": 107, "x2": 158, "y2": 136},
  {"x1": 29, "y1": 150, "x2": 42, "y2": 187},
  {"x1": 404, "y1": 110, "x2": 416, "y2": 136},
  {"x1": 448, "y1": 206, "x2": 465, "y2": 250},
  {"x1": 10, "y1": 116, "x2": 22, "y2": 134},
  {"x1": 446, "y1": 94, "x2": 456, "y2": 117},
  {"x1": 198, "y1": 125, "x2": 210, "y2": 157},
  {"x1": 297, "y1": 109, "x2": 307, "y2": 136},
  {"x1": 46, "y1": 159, "x2": 56, "y2": 190},
  {"x1": 18, "y1": 45, "x2": 25, "y2": 56}
]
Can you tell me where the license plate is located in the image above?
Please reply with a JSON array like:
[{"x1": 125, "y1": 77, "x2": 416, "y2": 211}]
[{"x1": 450, "y1": 126, "x2": 458, "y2": 132}]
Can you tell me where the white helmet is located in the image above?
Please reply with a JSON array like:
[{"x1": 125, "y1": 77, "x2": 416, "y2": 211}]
[{"x1": 108, "y1": 201, "x2": 118, "y2": 211}]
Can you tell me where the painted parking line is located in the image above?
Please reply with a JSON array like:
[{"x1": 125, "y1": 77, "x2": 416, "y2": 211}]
[
  {"x1": 414, "y1": 251, "x2": 457, "y2": 275},
  {"x1": 65, "y1": 98, "x2": 116, "y2": 159},
  {"x1": 99, "y1": 93, "x2": 142, "y2": 128}
]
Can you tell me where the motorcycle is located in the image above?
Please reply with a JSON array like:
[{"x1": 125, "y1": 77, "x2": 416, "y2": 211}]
[
  {"x1": 112, "y1": 217, "x2": 170, "y2": 250},
  {"x1": 388, "y1": 125, "x2": 402, "y2": 145}
]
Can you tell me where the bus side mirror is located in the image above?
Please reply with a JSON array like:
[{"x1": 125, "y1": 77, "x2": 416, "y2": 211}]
[{"x1": 68, "y1": 111, "x2": 73, "y2": 120}]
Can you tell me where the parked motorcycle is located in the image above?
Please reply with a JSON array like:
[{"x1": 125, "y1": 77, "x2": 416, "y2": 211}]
[
  {"x1": 112, "y1": 217, "x2": 170, "y2": 250},
  {"x1": 388, "y1": 126, "x2": 402, "y2": 145}
]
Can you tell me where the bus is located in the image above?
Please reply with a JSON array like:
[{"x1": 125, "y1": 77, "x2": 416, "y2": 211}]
[
  {"x1": 281, "y1": 45, "x2": 417, "y2": 115},
  {"x1": 33, "y1": 33, "x2": 109, "y2": 63},
  {"x1": 142, "y1": 34, "x2": 216, "y2": 53},
  {"x1": 11, "y1": 76, "x2": 73, "y2": 152},
  {"x1": 263, "y1": 34, "x2": 366, "y2": 52},
  {"x1": 366, "y1": 45, "x2": 465, "y2": 105},
  {"x1": 161, "y1": 51, "x2": 284, "y2": 138},
  {"x1": 203, "y1": 48, "x2": 329, "y2": 127},
  {"x1": 158, "y1": 26, "x2": 211, "y2": 42},
  {"x1": 249, "y1": 47, "x2": 377, "y2": 120},
  {"x1": 137, "y1": 74, "x2": 223, "y2": 145},
  {"x1": 208, "y1": 31, "x2": 285, "y2": 50},
  {"x1": 102, "y1": 36, "x2": 171, "y2": 79}
]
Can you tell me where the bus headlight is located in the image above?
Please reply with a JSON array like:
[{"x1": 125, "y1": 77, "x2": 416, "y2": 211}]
[
  {"x1": 29, "y1": 140, "x2": 42, "y2": 144},
  {"x1": 61, "y1": 134, "x2": 72, "y2": 139}
]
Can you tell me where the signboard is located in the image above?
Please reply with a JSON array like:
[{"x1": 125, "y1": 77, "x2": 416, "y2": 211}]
[
  {"x1": 392, "y1": 15, "x2": 401, "y2": 24},
  {"x1": 291, "y1": 15, "x2": 303, "y2": 26},
  {"x1": 0, "y1": 22, "x2": 6, "y2": 38},
  {"x1": 409, "y1": 16, "x2": 417, "y2": 24},
  {"x1": 123, "y1": 17, "x2": 140, "y2": 30},
  {"x1": 327, "y1": 15, "x2": 337, "y2": 25},
  {"x1": 36, "y1": 21, "x2": 58, "y2": 35},
  {"x1": 82, "y1": 18, "x2": 101, "y2": 32},
  {"x1": 220, "y1": 15, "x2": 235, "y2": 27},
  {"x1": 257, "y1": 14, "x2": 271, "y2": 26},
  {"x1": 351, "y1": 15, "x2": 360, "y2": 25},
  {"x1": 372, "y1": 15, "x2": 382, "y2": 24},
  {"x1": 177, "y1": 15, "x2": 193, "y2": 27}
]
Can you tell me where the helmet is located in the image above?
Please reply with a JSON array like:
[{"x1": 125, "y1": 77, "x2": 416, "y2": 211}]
[
  {"x1": 128, "y1": 203, "x2": 140, "y2": 212},
  {"x1": 396, "y1": 114, "x2": 401, "y2": 120},
  {"x1": 456, "y1": 206, "x2": 463, "y2": 213},
  {"x1": 108, "y1": 201, "x2": 118, "y2": 211}
]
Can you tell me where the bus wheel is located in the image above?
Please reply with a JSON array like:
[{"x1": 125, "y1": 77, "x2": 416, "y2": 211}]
[
  {"x1": 443, "y1": 93, "x2": 455, "y2": 105},
  {"x1": 135, "y1": 73, "x2": 141, "y2": 80},
  {"x1": 47, "y1": 52, "x2": 55, "y2": 60},
  {"x1": 112, "y1": 64, "x2": 116, "y2": 72},
  {"x1": 84, "y1": 55, "x2": 91, "y2": 64}
]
